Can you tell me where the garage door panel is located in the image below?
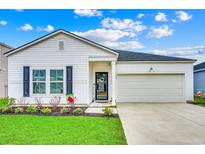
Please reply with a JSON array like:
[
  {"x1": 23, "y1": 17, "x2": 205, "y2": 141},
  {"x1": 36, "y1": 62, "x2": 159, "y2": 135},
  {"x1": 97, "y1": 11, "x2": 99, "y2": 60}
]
[
  {"x1": 117, "y1": 95, "x2": 184, "y2": 102},
  {"x1": 117, "y1": 82, "x2": 183, "y2": 89},
  {"x1": 117, "y1": 74, "x2": 185, "y2": 103},
  {"x1": 117, "y1": 88, "x2": 184, "y2": 95}
]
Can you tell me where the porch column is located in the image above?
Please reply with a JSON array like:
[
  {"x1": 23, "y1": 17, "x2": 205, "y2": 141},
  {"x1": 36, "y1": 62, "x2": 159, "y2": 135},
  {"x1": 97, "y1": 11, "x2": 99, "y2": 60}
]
[{"x1": 111, "y1": 61, "x2": 116, "y2": 106}]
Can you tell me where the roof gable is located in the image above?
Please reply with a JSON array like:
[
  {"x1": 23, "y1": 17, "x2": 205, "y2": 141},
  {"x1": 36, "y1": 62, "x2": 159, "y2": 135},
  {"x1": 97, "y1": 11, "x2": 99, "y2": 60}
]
[{"x1": 4, "y1": 29, "x2": 118, "y2": 56}]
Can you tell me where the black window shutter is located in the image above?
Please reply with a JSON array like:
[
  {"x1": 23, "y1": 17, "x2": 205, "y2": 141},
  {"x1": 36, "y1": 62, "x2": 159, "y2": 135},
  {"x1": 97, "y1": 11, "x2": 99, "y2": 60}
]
[
  {"x1": 66, "y1": 66, "x2": 73, "y2": 94},
  {"x1": 23, "y1": 66, "x2": 30, "y2": 97}
]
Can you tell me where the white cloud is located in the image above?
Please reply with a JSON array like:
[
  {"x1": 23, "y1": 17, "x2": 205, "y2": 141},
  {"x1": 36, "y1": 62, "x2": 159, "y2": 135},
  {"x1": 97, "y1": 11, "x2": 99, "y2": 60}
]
[
  {"x1": 176, "y1": 11, "x2": 192, "y2": 21},
  {"x1": 37, "y1": 25, "x2": 55, "y2": 32},
  {"x1": 73, "y1": 28, "x2": 130, "y2": 42},
  {"x1": 43, "y1": 25, "x2": 54, "y2": 32},
  {"x1": 15, "y1": 9, "x2": 24, "y2": 12},
  {"x1": 20, "y1": 24, "x2": 33, "y2": 31},
  {"x1": 103, "y1": 41, "x2": 144, "y2": 49},
  {"x1": 110, "y1": 10, "x2": 117, "y2": 14},
  {"x1": 143, "y1": 45, "x2": 205, "y2": 64},
  {"x1": 101, "y1": 18, "x2": 146, "y2": 32},
  {"x1": 146, "y1": 25, "x2": 173, "y2": 39},
  {"x1": 172, "y1": 19, "x2": 177, "y2": 23},
  {"x1": 74, "y1": 9, "x2": 102, "y2": 17},
  {"x1": 137, "y1": 13, "x2": 145, "y2": 19},
  {"x1": 155, "y1": 12, "x2": 167, "y2": 22},
  {"x1": 0, "y1": 20, "x2": 7, "y2": 26}
]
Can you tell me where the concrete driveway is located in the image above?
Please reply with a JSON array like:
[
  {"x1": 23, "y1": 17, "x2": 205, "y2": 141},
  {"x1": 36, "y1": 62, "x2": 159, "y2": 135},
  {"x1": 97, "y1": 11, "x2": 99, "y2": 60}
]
[{"x1": 117, "y1": 103, "x2": 205, "y2": 145}]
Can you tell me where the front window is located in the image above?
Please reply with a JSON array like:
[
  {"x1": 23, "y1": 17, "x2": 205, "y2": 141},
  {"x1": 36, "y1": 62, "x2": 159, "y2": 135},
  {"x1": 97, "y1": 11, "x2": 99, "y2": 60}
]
[
  {"x1": 50, "y1": 70, "x2": 64, "y2": 94},
  {"x1": 32, "y1": 70, "x2": 46, "y2": 94}
]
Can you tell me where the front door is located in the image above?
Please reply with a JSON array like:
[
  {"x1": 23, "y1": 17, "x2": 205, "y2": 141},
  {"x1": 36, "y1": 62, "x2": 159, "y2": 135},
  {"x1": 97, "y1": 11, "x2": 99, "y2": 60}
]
[{"x1": 95, "y1": 72, "x2": 108, "y2": 100}]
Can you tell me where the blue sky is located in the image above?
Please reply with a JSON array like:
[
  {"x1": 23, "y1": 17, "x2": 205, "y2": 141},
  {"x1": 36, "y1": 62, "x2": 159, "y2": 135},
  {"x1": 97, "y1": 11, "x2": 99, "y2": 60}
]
[{"x1": 0, "y1": 9, "x2": 205, "y2": 63}]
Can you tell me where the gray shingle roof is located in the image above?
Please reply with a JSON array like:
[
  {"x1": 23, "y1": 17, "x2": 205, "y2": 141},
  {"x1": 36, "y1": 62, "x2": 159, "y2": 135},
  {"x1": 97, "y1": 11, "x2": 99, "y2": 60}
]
[
  {"x1": 194, "y1": 62, "x2": 205, "y2": 70},
  {"x1": 115, "y1": 50, "x2": 195, "y2": 62}
]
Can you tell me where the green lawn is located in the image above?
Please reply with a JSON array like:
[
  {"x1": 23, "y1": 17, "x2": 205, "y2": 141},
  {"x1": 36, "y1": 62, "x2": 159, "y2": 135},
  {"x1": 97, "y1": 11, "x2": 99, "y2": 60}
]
[
  {"x1": 0, "y1": 115, "x2": 127, "y2": 145},
  {"x1": 194, "y1": 97, "x2": 205, "y2": 107}
]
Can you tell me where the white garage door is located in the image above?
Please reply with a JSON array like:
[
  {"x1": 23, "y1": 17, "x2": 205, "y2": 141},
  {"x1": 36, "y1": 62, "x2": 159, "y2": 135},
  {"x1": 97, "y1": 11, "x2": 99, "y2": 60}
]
[{"x1": 117, "y1": 74, "x2": 185, "y2": 103}]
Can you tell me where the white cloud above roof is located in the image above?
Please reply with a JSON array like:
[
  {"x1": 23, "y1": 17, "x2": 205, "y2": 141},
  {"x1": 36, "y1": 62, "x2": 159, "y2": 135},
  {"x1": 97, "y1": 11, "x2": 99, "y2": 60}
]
[
  {"x1": 143, "y1": 45, "x2": 205, "y2": 64},
  {"x1": 146, "y1": 25, "x2": 173, "y2": 39},
  {"x1": 15, "y1": 9, "x2": 24, "y2": 12},
  {"x1": 37, "y1": 25, "x2": 55, "y2": 32},
  {"x1": 0, "y1": 20, "x2": 7, "y2": 26},
  {"x1": 103, "y1": 41, "x2": 144, "y2": 49},
  {"x1": 137, "y1": 13, "x2": 145, "y2": 19},
  {"x1": 19, "y1": 24, "x2": 33, "y2": 31},
  {"x1": 73, "y1": 28, "x2": 130, "y2": 42},
  {"x1": 73, "y1": 28, "x2": 144, "y2": 50},
  {"x1": 101, "y1": 18, "x2": 146, "y2": 33},
  {"x1": 155, "y1": 12, "x2": 168, "y2": 22},
  {"x1": 74, "y1": 9, "x2": 103, "y2": 17},
  {"x1": 175, "y1": 11, "x2": 192, "y2": 21}
]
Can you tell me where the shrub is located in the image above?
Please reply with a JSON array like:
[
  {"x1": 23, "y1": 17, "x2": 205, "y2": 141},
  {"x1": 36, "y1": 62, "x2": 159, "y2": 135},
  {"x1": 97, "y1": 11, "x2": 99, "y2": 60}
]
[
  {"x1": 8, "y1": 97, "x2": 16, "y2": 106},
  {"x1": 35, "y1": 98, "x2": 43, "y2": 110},
  {"x1": 73, "y1": 108, "x2": 83, "y2": 115},
  {"x1": 1, "y1": 106, "x2": 10, "y2": 113},
  {"x1": 102, "y1": 107, "x2": 113, "y2": 118},
  {"x1": 26, "y1": 105, "x2": 37, "y2": 114},
  {"x1": 49, "y1": 96, "x2": 61, "y2": 111},
  {"x1": 41, "y1": 107, "x2": 52, "y2": 114},
  {"x1": 15, "y1": 107, "x2": 24, "y2": 114},
  {"x1": 0, "y1": 97, "x2": 15, "y2": 107},
  {"x1": 60, "y1": 107, "x2": 70, "y2": 114}
]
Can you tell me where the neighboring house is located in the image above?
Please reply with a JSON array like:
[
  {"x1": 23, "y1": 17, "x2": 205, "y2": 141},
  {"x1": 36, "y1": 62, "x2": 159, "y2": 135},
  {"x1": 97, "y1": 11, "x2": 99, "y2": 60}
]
[
  {"x1": 194, "y1": 62, "x2": 205, "y2": 96},
  {"x1": 4, "y1": 29, "x2": 195, "y2": 105},
  {"x1": 0, "y1": 42, "x2": 12, "y2": 98}
]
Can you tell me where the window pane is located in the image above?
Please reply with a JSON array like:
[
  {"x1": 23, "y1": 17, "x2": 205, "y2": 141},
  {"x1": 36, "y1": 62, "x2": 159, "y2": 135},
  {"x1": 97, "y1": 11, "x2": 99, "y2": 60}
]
[
  {"x1": 50, "y1": 70, "x2": 56, "y2": 81},
  {"x1": 50, "y1": 82, "x2": 63, "y2": 94},
  {"x1": 57, "y1": 70, "x2": 63, "y2": 80},
  {"x1": 33, "y1": 70, "x2": 46, "y2": 81},
  {"x1": 50, "y1": 70, "x2": 63, "y2": 81},
  {"x1": 33, "y1": 82, "x2": 46, "y2": 94}
]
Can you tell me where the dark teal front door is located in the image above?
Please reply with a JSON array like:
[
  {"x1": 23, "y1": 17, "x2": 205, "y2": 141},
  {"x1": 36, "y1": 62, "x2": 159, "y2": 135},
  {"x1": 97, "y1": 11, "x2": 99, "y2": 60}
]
[{"x1": 95, "y1": 72, "x2": 108, "y2": 100}]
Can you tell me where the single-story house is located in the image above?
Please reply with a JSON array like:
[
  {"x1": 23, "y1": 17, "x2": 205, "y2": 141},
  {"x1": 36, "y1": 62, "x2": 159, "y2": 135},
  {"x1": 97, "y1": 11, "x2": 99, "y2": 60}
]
[
  {"x1": 0, "y1": 42, "x2": 12, "y2": 98},
  {"x1": 4, "y1": 29, "x2": 195, "y2": 105},
  {"x1": 194, "y1": 62, "x2": 205, "y2": 96}
]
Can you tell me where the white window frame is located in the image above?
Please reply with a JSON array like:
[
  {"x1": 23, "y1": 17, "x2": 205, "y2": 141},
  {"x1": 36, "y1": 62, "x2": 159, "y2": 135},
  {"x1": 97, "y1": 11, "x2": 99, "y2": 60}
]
[
  {"x1": 50, "y1": 69, "x2": 64, "y2": 94},
  {"x1": 31, "y1": 69, "x2": 46, "y2": 95},
  {"x1": 30, "y1": 67, "x2": 66, "y2": 97}
]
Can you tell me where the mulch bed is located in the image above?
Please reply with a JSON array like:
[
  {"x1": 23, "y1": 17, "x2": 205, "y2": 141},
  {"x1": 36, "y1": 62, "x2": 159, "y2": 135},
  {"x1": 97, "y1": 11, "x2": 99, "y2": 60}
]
[
  {"x1": 0, "y1": 106, "x2": 118, "y2": 117},
  {"x1": 0, "y1": 106, "x2": 87, "y2": 116}
]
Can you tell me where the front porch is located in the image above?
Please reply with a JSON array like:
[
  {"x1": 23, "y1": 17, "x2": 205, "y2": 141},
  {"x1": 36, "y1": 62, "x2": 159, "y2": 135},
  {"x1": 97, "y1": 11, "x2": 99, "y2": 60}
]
[{"x1": 88, "y1": 60, "x2": 116, "y2": 106}]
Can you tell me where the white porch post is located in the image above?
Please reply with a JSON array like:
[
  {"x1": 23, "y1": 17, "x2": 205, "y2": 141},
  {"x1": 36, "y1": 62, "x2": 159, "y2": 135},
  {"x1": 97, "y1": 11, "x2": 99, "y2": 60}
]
[{"x1": 111, "y1": 61, "x2": 116, "y2": 106}]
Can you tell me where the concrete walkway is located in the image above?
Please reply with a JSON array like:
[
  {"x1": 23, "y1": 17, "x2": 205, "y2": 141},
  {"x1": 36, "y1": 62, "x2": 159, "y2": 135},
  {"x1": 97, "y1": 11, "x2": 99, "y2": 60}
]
[
  {"x1": 85, "y1": 107, "x2": 118, "y2": 116},
  {"x1": 117, "y1": 102, "x2": 205, "y2": 145}
]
